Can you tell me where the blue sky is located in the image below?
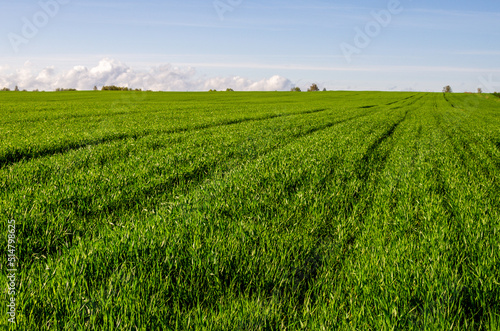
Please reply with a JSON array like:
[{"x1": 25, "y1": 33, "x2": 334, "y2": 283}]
[{"x1": 1, "y1": 0, "x2": 500, "y2": 91}]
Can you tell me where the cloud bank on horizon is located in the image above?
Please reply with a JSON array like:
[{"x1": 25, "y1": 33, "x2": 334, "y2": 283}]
[{"x1": 0, "y1": 58, "x2": 293, "y2": 92}]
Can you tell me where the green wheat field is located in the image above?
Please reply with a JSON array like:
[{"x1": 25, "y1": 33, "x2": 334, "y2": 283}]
[{"x1": 1, "y1": 91, "x2": 499, "y2": 330}]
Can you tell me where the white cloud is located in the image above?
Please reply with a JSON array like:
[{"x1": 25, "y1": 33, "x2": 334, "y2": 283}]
[
  {"x1": 203, "y1": 75, "x2": 292, "y2": 91},
  {"x1": 0, "y1": 58, "x2": 293, "y2": 91}
]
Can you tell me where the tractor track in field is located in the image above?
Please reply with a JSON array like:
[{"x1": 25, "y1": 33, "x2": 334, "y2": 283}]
[
  {"x1": 0, "y1": 108, "x2": 383, "y2": 195},
  {"x1": 454, "y1": 126, "x2": 500, "y2": 174},
  {"x1": 246, "y1": 105, "x2": 409, "y2": 294},
  {"x1": 242, "y1": 105, "x2": 417, "y2": 309},
  {"x1": 289, "y1": 108, "x2": 414, "y2": 298},
  {"x1": 0, "y1": 107, "x2": 332, "y2": 169},
  {"x1": 1, "y1": 97, "x2": 402, "y2": 170},
  {"x1": 427, "y1": 128, "x2": 457, "y2": 221},
  {"x1": 3, "y1": 95, "x2": 423, "y2": 170},
  {"x1": 314, "y1": 104, "x2": 415, "y2": 279},
  {"x1": 388, "y1": 94, "x2": 425, "y2": 110},
  {"x1": 385, "y1": 94, "x2": 419, "y2": 107},
  {"x1": 315, "y1": 95, "x2": 420, "y2": 203},
  {"x1": 432, "y1": 106, "x2": 500, "y2": 175},
  {"x1": 493, "y1": 140, "x2": 500, "y2": 157},
  {"x1": 429, "y1": 158, "x2": 464, "y2": 254},
  {"x1": 432, "y1": 110, "x2": 500, "y2": 214},
  {"x1": 347, "y1": 107, "x2": 412, "y2": 216},
  {"x1": 11, "y1": 94, "x2": 424, "y2": 263},
  {"x1": 443, "y1": 93, "x2": 457, "y2": 108},
  {"x1": 0, "y1": 106, "x2": 184, "y2": 125},
  {"x1": 22, "y1": 107, "x2": 387, "y2": 260},
  {"x1": 428, "y1": 107, "x2": 494, "y2": 323},
  {"x1": 291, "y1": 109, "x2": 386, "y2": 138},
  {"x1": 2, "y1": 96, "x2": 423, "y2": 170},
  {"x1": 356, "y1": 94, "x2": 419, "y2": 110},
  {"x1": 4, "y1": 98, "x2": 303, "y2": 125}
]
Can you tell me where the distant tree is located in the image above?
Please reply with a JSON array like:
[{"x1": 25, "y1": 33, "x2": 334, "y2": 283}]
[
  {"x1": 443, "y1": 85, "x2": 452, "y2": 93},
  {"x1": 308, "y1": 83, "x2": 320, "y2": 92},
  {"x1": 101, "y1": 85, "x2": 130, "y2": 91},
  {"x1": 56, "y1": 88, "x2": 77, "y2": 92},
  {"x1": 14, "y1": 85, "x2": 19, "y2": 92},
  {"x1": 226, "y1": 88, "x2": 234, "y2": 92},
  {"x1": 93, "y1": 86, "x2": 98, "y2": 91},
  {"x1": 477, "y1": 88, "x2": 482, "y2": 94},
  {"x1": 1, "y1": 87, "x2": 10, "y2": 91},
  {"x1": 322, "y1": 88, "x2": 327, "y2": 92},
  {"x1": 290, "y1": 87, "x2": 301, "y2": 92},
  {"x1": 208, "y1": 89, "x2": 217, "y2": 92}
]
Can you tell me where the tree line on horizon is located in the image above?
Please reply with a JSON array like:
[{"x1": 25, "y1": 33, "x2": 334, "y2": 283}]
[
  {"x1": 290, "y1": 83, "x2": 327, "y2": 92},
  {"x1": 0, "y1": 84, "x2": 497, "y2": 94}
]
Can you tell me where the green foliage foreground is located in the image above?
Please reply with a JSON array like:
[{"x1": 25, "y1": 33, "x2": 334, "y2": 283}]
[{"x1": 0, "y1": 91, "x2": 499, "y2": 330}]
